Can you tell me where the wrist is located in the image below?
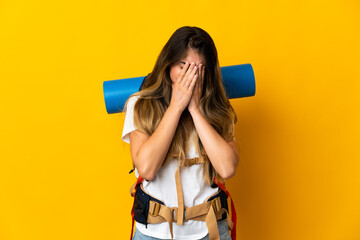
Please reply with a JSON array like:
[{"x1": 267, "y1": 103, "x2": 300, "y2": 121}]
[
  {"x1": 189, "y1": 107, "x2": 201, "y2": 116},
  {"x1": 168, "y1": 103, "x2": 183, "y2": 116}
]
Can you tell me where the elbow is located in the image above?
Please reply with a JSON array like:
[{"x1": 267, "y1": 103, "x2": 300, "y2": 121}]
[
  {"x1": 132, "y1": 150, "x2": 157, "y2": 181},
  {"x1": 134, "y1": 157, "x2": 156, "y2": 181},
  {"x1": 218, "y1": 154, "x2": 238, "y2": 180},
  {"x1": 219, "y1": 167, "x2": 236, "y2": 180},
  {"x1": 137, "y1": 167, "x2": 156, "y2": 181}
]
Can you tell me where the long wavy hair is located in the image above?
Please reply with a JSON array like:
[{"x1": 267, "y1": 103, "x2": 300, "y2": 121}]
[{"x1": 125, "y1": 26, "x2": 237, "y2": 185}]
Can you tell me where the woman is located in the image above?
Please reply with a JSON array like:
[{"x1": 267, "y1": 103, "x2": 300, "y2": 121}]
[{"x1": 122, "y1": 26, "x2": 239, "y2": 240}]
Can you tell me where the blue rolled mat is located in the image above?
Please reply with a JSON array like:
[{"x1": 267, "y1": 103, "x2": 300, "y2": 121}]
[{"x1": 103, "y1": 63, "x2": 255, "y2": 114}]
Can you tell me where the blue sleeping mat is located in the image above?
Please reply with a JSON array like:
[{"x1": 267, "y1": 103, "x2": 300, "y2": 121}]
[{"x1": 103, "y1": 63, "x2": 256, "y2": 114}]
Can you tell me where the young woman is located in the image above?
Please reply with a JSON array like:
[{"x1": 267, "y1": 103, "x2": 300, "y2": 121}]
[{"x1": 122, "y1": 26, "x2": 239, "y2": 240}]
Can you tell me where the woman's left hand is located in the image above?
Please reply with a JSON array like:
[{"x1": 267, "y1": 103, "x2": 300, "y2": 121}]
[{"x1": 188, "y1": 64, "x2": 204, "y2": 114}]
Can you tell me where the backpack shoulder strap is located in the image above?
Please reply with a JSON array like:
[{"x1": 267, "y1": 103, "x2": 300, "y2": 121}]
[
  {"x1": 213, "y1": 177, "x2": 237, "y2": 240},
  {"x1": 129, "y1": 176, "x2": 144, "y2": 240}
]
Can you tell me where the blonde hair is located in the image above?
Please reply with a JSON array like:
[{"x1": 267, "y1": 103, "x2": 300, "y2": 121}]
[{"x1": 125, "y1": 26, "x2": 237, "y2": 185}]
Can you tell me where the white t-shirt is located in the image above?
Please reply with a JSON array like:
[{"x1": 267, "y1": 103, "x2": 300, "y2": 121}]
[{"x1": 122, "y1": 95, "x2": 219, "y2": 240}]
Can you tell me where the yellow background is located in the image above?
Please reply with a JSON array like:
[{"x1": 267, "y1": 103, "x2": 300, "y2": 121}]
[{"x1": 1, "y1": 0, "x2": 359, "y2": 239}]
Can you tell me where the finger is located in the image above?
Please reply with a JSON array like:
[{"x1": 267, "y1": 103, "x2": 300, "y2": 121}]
[
  {"x1": 188, "y1": 71, "x2": 199, "y2": 91},
  {"x1": 186, "y1": 62, "x2": 197, "y2": 77},
  {"x1": 195, "y1": 64, "x2": 202, "y2": 90},
  {"x1": 201, "y1": 65, "x2": 205, "y2": 85},
  {"x1": 199, "y1": 67, "x2": 203, "y2": 94},
  {"x1": 187, "y1": 63, "x2": 198, "y2": 83},
  {"x1": 193, "y1": 70, "x2": 199, "y2": 90},
  {"x1": 191, "y1": 63, "x2": 198, "y2": 76},
  {"x1": 177, "y1": 62, "x2": 190, "y2": 84},
  {"x1": 184, "y1": 67, "x2": 199, "y2": 88},
  {"x1": 200, "y1": 66, "x2": 205, "y2": 94},
  {"x1": 183, "y1": 62, "x2": 197, "y2": 87},
  {"x1": 198, "y1": 64, "x2": 203, "y2": 82},
  {"x1": 189, "y1": 67, "x2": 201, "y2": 85}
]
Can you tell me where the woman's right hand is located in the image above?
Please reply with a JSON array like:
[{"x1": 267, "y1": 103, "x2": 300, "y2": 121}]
[{"x1": 169, "y1": 62, "x2": 199, "y2": 113}]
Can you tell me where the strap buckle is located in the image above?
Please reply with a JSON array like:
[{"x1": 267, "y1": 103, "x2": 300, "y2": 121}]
[
  {"x1": 149, "y1": 201, "x2": 160, "y2": 217},
  {"x1": 211, "y1": 197, "x2": 222, "y2": 214}
]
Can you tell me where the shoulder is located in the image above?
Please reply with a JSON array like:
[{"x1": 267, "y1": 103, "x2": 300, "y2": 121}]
[
  {"x1": 124, "y1": 95, "x2": 140, "y2": 111},
  {"x1": 127, "y1": 94, "x2": 140, "y2": 105}
]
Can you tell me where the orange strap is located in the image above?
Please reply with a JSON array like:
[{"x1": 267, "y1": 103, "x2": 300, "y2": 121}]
[
  {"x1": 213, "y1": 177, "x2": 237, "y2": 240},
  {"x1": 130, "y1": 176, "x2": 143, "y2": 240}
]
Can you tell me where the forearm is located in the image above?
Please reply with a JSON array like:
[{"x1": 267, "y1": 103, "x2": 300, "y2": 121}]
[
  {"x1": 190, "y1": 109, "x2": 238, "y2": 179},
  {"x1": 134, "y1": 105, "x2": 182, "y2": 180}
]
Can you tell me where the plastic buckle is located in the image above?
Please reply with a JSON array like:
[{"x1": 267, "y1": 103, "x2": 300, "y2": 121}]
[
  {"x1": 171, "y1": 207, "x2": 176, "y2": 222},
  {"x1": 149, "y1": 201, "x2": 160, "y2": 217},
  {"x1": 211, "y1": 197, "x2": 221, "y2": 213}
]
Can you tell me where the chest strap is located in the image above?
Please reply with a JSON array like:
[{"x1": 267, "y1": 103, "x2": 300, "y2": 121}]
[{"x1": 129, "y1": 157, "x2": 236, "y2": 240}]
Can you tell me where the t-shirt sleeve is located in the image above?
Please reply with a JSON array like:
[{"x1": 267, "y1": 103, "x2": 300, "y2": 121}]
[{"x1": 121, "y1": 96, "x2": 139, "y2": 144}]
